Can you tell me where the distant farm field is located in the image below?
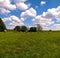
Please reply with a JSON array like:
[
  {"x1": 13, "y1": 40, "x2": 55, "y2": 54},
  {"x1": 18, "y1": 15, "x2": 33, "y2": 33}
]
[{"x1": 0, "y1": 31, "x2": 60, "y2": 58}]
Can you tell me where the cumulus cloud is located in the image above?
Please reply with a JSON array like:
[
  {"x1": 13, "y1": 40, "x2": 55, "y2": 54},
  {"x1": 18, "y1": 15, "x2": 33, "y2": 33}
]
[
  {"x1": 16, "y1": 3, "x2": 28, "y2": 10},
  {"x1": 6, "y1": 4, "x2": 16, "y2": 10},
  {"x1": 0, "y1": 0, "x2": 16, "y2": 14},
  {"x1": 21, "y1": 8, "x2": 37, "y2": 18},
  {"x1": 0, "y1": 0, "x2": 29, "y2": 14},
  {"x1": 1, "y1": 0, "x2": 60, "y2": 30},
  {"x1": 2, "y1": 15, "x2": 24, "y2": 29},
  {"x1": 32, "y1": 15, "x2": 54, "y2": 27},
  {"x1": 42, "y1": 6, "x2": 60, "y2": 21},
  {"x1": 50, "y1": 24, "x2": 60, "y2": 30},
  {"x1": 14, "y1": 0, "x2": 26, "y2": 3},
  {"x1": 40, "y1": 1, "x2": 46, "y2": 5},
  {"x1": 9, "y1": 21, "x2": 23, "y2": 26},
  {"x1": 32, "y1": 6, "x2": 60, "y2": 30},
  {"x1": 0, "y1": 8, "x2": 10, "y2": 14},
  {"x1": 43, "y1": 24, "x2": 60, "y2": 30},
  {"x1": 15, "y1": 0, "x2": 29, "y2": 10}
]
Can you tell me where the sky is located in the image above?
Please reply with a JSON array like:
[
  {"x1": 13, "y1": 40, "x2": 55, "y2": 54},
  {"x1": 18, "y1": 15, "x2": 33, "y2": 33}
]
[{"x1": 0, "y1": 0, "x2": 60, "y2": 30}]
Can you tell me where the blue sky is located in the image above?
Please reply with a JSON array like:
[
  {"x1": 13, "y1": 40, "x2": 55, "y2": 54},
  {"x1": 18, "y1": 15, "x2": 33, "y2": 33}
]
[{"x1": 0, "y1": 0, "x2": 60, "y2": 30}]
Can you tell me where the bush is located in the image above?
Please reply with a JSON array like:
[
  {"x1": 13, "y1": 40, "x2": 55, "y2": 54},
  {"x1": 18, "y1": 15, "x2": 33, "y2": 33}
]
[
  {"x1": 21, "y1": 26, "x2": 28, "y2": 32},
  {"x1": 49, "y1": 30, "x2": 52, "y2": 31},
  {"x1": 14, "y1": 26, "x2": 21, "y2": 32},
  {"x1": 0, "y1": 18, "x2": 6, "y2": 32},
  {"x1": 29, "y1": 27, "x2": 37, "y2": 32},
  {"x1": 14, "y1": 26, "x2": 28, "y2": 32}
]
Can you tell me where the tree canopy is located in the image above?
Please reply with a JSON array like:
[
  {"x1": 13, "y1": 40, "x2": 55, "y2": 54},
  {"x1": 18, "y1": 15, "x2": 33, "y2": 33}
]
[
  {"x1": 0, "y1": 18, "x2": 6, "y2": 32},
  {"x1": 14, "y1": 26, "x2": 28, "y2": 32},
  {"x1": 36, "y1": 24, "x2": 42, "y2": 31},
  {"x1": 14, "y1": 26, "x2": 21, "y2": 32},
  {"x1": 29, "y1": 27, "x2": 37, "y2": 32},
  {"x1": 20, "y1": 26, "x2": 28, "y2": 32}
]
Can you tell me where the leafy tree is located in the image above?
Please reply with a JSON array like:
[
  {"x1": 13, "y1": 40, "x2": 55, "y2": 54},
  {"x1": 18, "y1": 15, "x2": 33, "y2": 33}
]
[
  {"x1": 14, "y1": 26, "x2": 21, "y2": 32},
  {"x1": 21, "y1": 26, "x2": 28, "y2": 32},
  {"x1": 36, "y1": 24, "x2": 42, "y2": 31},
  {"x1": 29, "y1": 27, "x2": 37, "y2": 32},
  {"x1": 49, "y1": 30, "x2": 52, "y2": 31},
  {"x1": 0, "y1": 18, "x2": 6, "y2": 32}
]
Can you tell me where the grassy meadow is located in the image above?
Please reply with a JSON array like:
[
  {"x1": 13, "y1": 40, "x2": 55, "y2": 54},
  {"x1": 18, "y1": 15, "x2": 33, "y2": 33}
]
[{"x1": 0, "y1": 31, "x2": 60, "y2": 58}]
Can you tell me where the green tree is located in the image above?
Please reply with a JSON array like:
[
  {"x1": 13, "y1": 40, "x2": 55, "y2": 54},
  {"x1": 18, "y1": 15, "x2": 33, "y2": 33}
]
[
  {"x1": 36, "y1": 24, "x2": 42, "y2": 31},
  {"x1": 21, "y1": 26, "x2": 28, "y2": 32},
  {"x1": 29, "y1": 27, "x2": 37, "y2": 32},
  {"x1": 14, "y1": 26, "x2": 21, "y2": 32},
  {"x1": 0, "y1": 18, "x2": 6, "y2": 32}
]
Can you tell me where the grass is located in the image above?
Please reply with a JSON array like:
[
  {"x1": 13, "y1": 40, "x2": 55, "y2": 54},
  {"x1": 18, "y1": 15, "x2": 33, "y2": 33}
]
[{"x1": 0, "y1": 31, "x2": 60, "y2": 58}]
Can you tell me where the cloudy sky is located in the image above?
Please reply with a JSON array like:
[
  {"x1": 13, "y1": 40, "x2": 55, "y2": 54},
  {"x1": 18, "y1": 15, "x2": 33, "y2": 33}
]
[{"x1": 0, "y1": 0, "x2": 60, "y2": 30}]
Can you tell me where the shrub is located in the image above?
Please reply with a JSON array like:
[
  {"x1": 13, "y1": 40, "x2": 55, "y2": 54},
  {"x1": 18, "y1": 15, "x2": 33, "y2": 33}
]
[
  {"x1": 14, "y1": 26, "x2": 21, "y2": 32},
  {"x1": 49, "y1": 30, "x2": 52, "y2": 31},
  {"x1": 29, "y1": 27, "x2": 37, "y2": 32},
  {"x1": 20, "y1": 26, "x2": 28, "y2": 32}
]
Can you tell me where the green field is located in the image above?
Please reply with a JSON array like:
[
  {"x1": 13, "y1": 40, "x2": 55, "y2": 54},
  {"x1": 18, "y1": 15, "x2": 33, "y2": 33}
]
[{"x1": 0, "y1": 31, "x2": 60, "y2": 58}]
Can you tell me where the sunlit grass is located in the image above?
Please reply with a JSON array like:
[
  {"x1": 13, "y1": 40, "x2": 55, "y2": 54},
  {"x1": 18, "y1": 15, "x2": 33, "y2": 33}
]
[{"x1": 0, "y1": 31, "x2": 60, "y2": 58}]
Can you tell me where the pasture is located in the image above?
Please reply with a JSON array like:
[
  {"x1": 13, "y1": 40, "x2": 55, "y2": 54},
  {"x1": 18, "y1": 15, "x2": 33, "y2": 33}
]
[{"x1": 0, "y1": 31, "x2": 60, "y2": 58}]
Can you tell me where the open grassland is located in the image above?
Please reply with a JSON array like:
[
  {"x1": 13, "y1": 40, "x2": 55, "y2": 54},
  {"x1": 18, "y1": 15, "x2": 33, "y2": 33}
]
[{"x1": 0, "y1": 31, "x2": 60, "y2": 58}]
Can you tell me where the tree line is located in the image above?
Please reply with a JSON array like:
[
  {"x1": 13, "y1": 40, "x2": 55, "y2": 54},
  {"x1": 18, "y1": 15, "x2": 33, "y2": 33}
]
[{"x1": 0, "y1": 18, "x2": 42, "y2": 32}]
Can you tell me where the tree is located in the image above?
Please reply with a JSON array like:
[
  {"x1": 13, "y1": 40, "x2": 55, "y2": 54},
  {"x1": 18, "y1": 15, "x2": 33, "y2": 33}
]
[
  {"x1": 20, "y1": 26, "x2": 28, "y2": 32},
  {"x1": 0, "y1": 18, "x2": 6, "y2": 32},
  {"x1": 29, "y1": 27, "x2": 37, "y2": 32},
  {"x1": 36, "y1": 24, "x2": 42, "y2": 31},
  {"x1": 14, "y1": 26, "x2": 21, "y2": 32}
]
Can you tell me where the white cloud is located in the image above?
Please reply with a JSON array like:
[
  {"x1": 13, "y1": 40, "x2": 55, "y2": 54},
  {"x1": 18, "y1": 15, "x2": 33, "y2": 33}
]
[
  {"x1": 40, "y1": 1, "x2": 46, "y2": 5},
  {"x1": 32, "y1": 15, "x2": 54, "y2": 26},
  {"x1": 27, "y1": 3, "x2": 31, "y2": 7},
  {"x1": 16, "y1": 3, "x2": 28, "y2": 10},
  {"x1": 14, "y1": 0, "x2": 26, "y2": 3},
  {"x1": 1, "y1": 0, "x2": 60, "y2": 30},
  {"x1": 0, "y1": 0, "x2": 29, "y2": 14},
  {"x1": 6, "y1": 4, "x2": 16, "y2": 10},
  {"x1": 9, "y1": 21, "x2": 23, "y2": 26},
  {"x1": 43, "y1": 24, "x2": 60, "y2": 30},
  {"x1": 0, "y1": 8, "x2": 10, "y2": 14},
  {"x1": 50, "y1": 24, "x2": 60, "y2": 30},
  {"x1": 0, "y1": 0, "x2": 16, "y2": 14},
  {"x1": 20, "y1": 18, "x2": 25, "y2": 21},
  {"x1": 0, "y1": 0, "x2": 16, "y2": 10},
  {"x1": 0, "y1": 0, "x2": 4, "y2": 2},
  {"x1": 42, "y1": 6, "x2": 60, "y2": 21},
  {"x1": 3, "y1": 15, "x2": 23, "y2": 23},
  {"x1": 32, "y1": 6, "x2": 60, "y2": 30},
  {"x1": 21, "y1": 8, "x2": 37, "y2": 18},
  {"x1": 2, "y1": 15, "x2": 24, "y2": 29},
  {"x1": 15, "y1": 0, "x2": 29, "y2": 10}
]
